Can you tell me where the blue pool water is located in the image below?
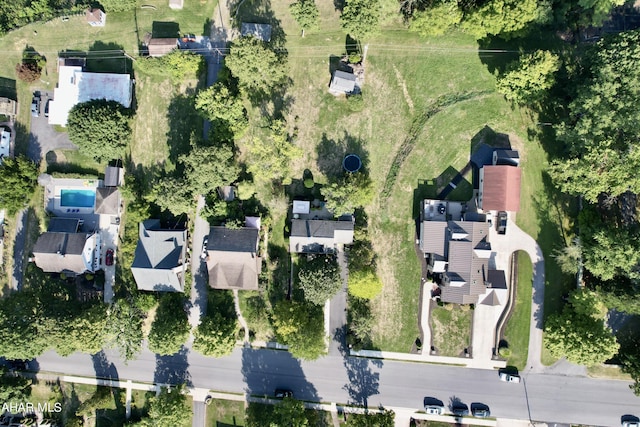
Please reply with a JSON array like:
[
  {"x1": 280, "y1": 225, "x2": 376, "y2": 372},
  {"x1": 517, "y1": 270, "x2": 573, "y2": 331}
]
[{"x1": 60, "y1": 189, "x2": 96, "y2": 207}]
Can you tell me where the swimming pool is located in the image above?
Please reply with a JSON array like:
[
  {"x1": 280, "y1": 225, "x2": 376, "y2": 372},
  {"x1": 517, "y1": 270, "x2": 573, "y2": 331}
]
[{"x1": 60, "y1": 189, "x2": 96, "y2": 207}]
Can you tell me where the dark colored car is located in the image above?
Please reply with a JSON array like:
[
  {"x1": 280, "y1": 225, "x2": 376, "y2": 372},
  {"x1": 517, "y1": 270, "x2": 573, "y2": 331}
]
[
  {"x1": 471, "y1": 402, "x2": 491, "y2": 418},
  {"x1": 622, "y1": 415, "x2": 640, "y2": 427},
  {"x1": 105, "y1": 248, "x2": 114, "y2": 266},
  {"x1": 497, "y1": 211, "x2": 508, "y2": 234},
  {"x1": 451, "y1": 402, "x2": 469, "y2": 417},
  {"x1": 6, "y1": 359, "x2": 29, "y2": 371},
  {"x1": 274, "y1": 389, "x2": 293, "y2": 398},
  {"x1": 44, "y1": 98, "x2": 51, "y2": 117}
]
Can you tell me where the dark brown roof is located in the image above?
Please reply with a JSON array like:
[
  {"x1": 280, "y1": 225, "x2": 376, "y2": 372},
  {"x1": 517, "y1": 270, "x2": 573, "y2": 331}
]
[{"x1": 481, "y1": 165, "x2": 521, "y2": 212}]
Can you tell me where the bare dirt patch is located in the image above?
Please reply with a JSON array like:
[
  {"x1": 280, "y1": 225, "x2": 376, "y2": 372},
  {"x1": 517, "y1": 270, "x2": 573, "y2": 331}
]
[{"x1": 392, "y1": 64, "x2": 415, "y2": 113}]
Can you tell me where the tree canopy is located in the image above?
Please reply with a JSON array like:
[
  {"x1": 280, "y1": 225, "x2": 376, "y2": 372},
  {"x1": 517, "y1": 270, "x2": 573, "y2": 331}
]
[
  {"x1": 0, "y1": 155, "x2": 38, "y2": 216},
  {"x1": 195, "y1": 82, "x2": 247, "y2": 136},
  {"x1": 67, "y1": 99, "x2": 132, "y2": 163},
  {"x1": 134, "y1": 385, "x2": 191, "y2": 427},
  {"x1": 246, "y1": 120, "x2": 302, "y2": 184},
  {"x1": 272, "y1": 300, "x2": 326, "y2": 360},
  {"x1": 409, "y1": 0, "x2": 462, "y2": 37},
  {"x1": 551, "y1": 30, "x2": 640, "y2": 202},
  {"x1": 544, "y1": 290, "x2": 619, "y2": 365},
  {"x1": 297, "y1": 255, "x2": 342, "y2": 306},
  {"x1": 246, "y1": 398, "x2": 312, "y2": 427},
  {"x1": 181, "y1": 144, "x2": 241, "y2": 197},
  {"x1": 135, "y1": 50, "x2": 203, "y2": 83},
  {"x1": 225, "y1": 36, "x2": 288, "y2": 94},
  {"x1": 149, "y1": 177, "x2": 195, "y2": 216},
  {"x1": 348, "y1": 269, "x2": 383, "y2": 300},
  {"x1": 340, "y1": 0, "x2": 381, "y2": 41},
  {"x1": 105, "y1": 299, "x2": 145, "y2": 362},
  {"x1": 321, "y1": 172, "x2": 374, "y2": 216},
  {"x1": 148, "y1": 295, "x2": 190, "y2": 356},
  {"x1": 289, "y1": 0, "x2": 319, "y2": 37},
  {"x1": 193, "y1": 313, "x2": 238, "y2": 358},
  {"x1": 496, "y1": 50, "x2": 561, "y2": 104},
  {"x1": 461, "y1": 0, "x2": 551, "y2": 39}
]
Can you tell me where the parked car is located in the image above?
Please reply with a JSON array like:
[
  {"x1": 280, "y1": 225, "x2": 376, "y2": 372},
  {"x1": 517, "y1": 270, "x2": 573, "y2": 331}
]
[
  {"x1": 424, "y1": 404, "x2": 444, "y2": 415},
  {"x1": 498, "y1": 369, "x2": 521, "y2": 383},
  {"x1": 200, "y1": 236, "x2": 209, "y2": 260},
  {"x1": 0, "y1": 128, "x2": 9, "y2": 146},
  {"x1": 30, "y1": 96, "x2": 40, "y2": 117},
  {"x1": 451, "y1": 402, "x2": 469, "y2": 417},
  {"x1": 274, "y1": 389, "x2": 293, "y2": 398},
  {"x1": 622, "y1": 415, "x2": 640, "y2": 427},
  {"x1": 105, "y1": 249, "x2": 114, "y2": 266},
  {"x1": 44, "y1": 98, "x2": 51, "y2": 117},
  {"x1": 423, "y1": 397, "x2": 444, "y2": 415},
  {"x1": 471, "y1": 402, "x2": 491, "y2": 418},
  {"x1": 497, "y1": 211, "x2": 508, "y2": 234}
]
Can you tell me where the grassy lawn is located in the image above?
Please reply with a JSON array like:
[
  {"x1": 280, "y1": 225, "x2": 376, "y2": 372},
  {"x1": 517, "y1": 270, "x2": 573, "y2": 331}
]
[
  {"x1": 502, "y1": 251, "x2": 532, "y2": 370},
  {"x1": 238, "y1": 290, "x2": 274, "y2": 342},
  {"x1": 232, "y1": 0, "x2": 556, "y2": 352},
  {"x1": 430, "y1": 304, "x2": 472, "y2": 357},
  {"x1": 587, "y1": 364, "x2": 632, "y2": 380},
  {"x1": 205, "y1": 398, "x2": 245, "y2": 427}
]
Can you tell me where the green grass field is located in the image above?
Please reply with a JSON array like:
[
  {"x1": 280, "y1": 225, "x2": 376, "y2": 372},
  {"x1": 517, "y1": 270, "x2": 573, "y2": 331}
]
[
  {"x1": 231, "y1": 0, "x2": 568, "y2": 352},
  {"x1": 503, "y1": 251, "x2": 533, "y2": 370},
  {"x1": 430, "y1": 304, "x2": 472, "y2": 357},
  {"x1": 205, "y1": 398, "x2": 245, "y2": 427}
]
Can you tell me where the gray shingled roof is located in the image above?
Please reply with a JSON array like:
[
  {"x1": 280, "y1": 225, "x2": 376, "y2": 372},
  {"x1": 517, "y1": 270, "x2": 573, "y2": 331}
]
[
  {"x1": 289, "y1": 219, "x2": 354, "y2": 253},
  {"x1": 329, "y1": 71, "x2": 356, "y2": 94},
  {"x1": 104, "y1": 165, "x2": 124, "y2": 187},
  {"x1": 95, "y1": 187, "x2": 120, "y2": 215},
  {"x1": 47, "y1": 217, "x2": 80, "y2": 233},
  {"x1": 420, "y1": 221, "x2": 448, "y2": 258},
  {"x1": 206, "y1": 226, "x2": 261, "y2": 290},
  {"x1": 131, "y1": 220, "x2": 187, "y2": 292},
  {"x1": 33, "y1": 232, "x2": 91, "y2": 274}
]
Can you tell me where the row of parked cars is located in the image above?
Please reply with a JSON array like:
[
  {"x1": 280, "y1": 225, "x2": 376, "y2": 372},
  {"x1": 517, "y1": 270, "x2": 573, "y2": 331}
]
[
  {"x1": 423, "y1": 370, "x2": 521, "y2": 418},
  {"x1": 30, "y1": 92, "x2": 50, "y2": 118}
]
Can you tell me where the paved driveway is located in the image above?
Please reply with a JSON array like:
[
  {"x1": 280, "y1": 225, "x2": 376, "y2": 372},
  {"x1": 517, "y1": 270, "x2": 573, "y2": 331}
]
[{"x1": 28, "y1": 91, "x2": 76, "y2": 162}]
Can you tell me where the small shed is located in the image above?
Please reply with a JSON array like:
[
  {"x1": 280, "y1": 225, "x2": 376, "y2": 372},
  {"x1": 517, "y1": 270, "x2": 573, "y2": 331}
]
[
  {"x1": 241, "y1": 23, "x2": 273, "y2": 42},
  {"x1": 104, "y1": 165, "x2": 124, "y2": 187},
  {"x1": 169, "y1": 0, "x2": 184, "y2": 9},
  {"x1": 329, "y1": 70, "x2": 356, "y2": 95},
  {"x1": 293, "y1": 200, "x2": 310, "y2": 215},
  {"x1": 86, "y1": 8, "x2": 106, "y2": 27},
  {"x1": 148, "y1": 38, "x2": 178, "y2": 57}
]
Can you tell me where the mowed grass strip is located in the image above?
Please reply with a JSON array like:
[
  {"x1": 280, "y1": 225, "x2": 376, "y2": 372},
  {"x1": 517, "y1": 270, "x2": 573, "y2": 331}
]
[
  {"x1": 503, "y1": 250, "x2": 533, "y2": 370},
  {"x1": 205, "y1": 398, "x2": 245, "y2": 427}
]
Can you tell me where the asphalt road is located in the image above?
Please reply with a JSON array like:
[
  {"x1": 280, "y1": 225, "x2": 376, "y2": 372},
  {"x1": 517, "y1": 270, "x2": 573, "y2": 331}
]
[{"x1": 34, "y1": 347, "x2": 640, "y2": 426}]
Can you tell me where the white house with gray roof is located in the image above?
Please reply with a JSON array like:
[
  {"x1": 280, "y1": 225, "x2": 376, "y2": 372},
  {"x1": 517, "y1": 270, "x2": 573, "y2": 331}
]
[
  {"x1": 33, "y1": 231, "x2": 100, "y2": 275},
  {"x1": 131, "y1": 219, "x2": 187, "y2": 292},
  {"x1": 289, "y1": 219, "x2": 354, "y2": 253}
]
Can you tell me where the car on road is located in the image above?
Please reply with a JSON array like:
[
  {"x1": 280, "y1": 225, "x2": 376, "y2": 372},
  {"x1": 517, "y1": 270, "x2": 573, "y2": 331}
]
[
  {"x1": 31, "y1": 96, "x2": 40, "y2": 117},
  {"x1": 200, "y1": 236, "x2": 209, "y2": 260},
  {"x1": 424, "y1": 404, "x2": 444, "y2": 415},
  {"x1": 44, "y1": 98, "x2": 50, "y2": 117},
  {"x1": 498, "y1": 369, "x2": 521, "y2": 383},
  {"x1": 451, "y1": 402, "x2": 469, "y2": 417},
  {"x1": 497, "y1": 211, "x2": 508, "y2": 234},
  {"x1": 423, "y1": 397, "x2": 444, "y2": 415},
  {"x1": 105, "y1": 249, "x2": 114, "y2": 266},
  {"x1": 274, "y1": 389, "x2": 293, "y2": 398},
  {"x1": 471, "y1": 402, "x2": 491, "y2": 418},
  {"x1": 622, "y1": 415, "x2": 640, "y2": 427}
]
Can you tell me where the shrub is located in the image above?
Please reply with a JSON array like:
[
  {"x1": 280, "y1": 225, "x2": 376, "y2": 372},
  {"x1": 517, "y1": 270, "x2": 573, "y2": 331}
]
[
  {"x1": 303, "y1": 178, "x2": 314, "y2": 189},
  {"x1": 498, "y1": 346, "x2": 512, "y2": 358},
  {"x1": 347, "y1": 93, "x2": 364, "y2": 112}
]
